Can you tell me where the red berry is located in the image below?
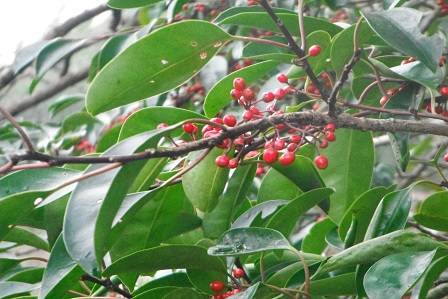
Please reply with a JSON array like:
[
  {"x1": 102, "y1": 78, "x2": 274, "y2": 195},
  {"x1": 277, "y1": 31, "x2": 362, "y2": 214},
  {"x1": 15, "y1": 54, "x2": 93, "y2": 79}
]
[
  {"x1": 210, "y1": 281, "x2": 225, "y2": 293},
  {"x1": 228, "y1": 159, "x2": 239, "y2": 169},
  {"x1": 230, "y1": 89, "x2": 243, "y2": 101},
  {"x1": 444, "y1": 153, "x2": 448, "y2": 162},
  {"x1": 233, "y1": 77, "x2": 246, "y2": 91},
  {"x1": 263, "y1": 91, "x2": 275, "y2": 103},
  {"x1": 243, "y1": 110, "x2": 253, "y2": 121},
  {"x1": 215, "y1": 155, "x2": 230, "y2": 168},
  {"x1": 319, "y1": 139, "x2": 328, "y2": 149},
  {"x1": 242, "y1": 88, "x2": 255, "y2": 102},
  {"x1": 290, "y1": 135, "x2": 302, "y2": 144},
  {"x1": 279, "y1": 152, "x2": 295, "y2": 165},
  {"x1": 287, "y1": 143, "x2": 297, "y2": 152},
  {"x1": 231, "y1": 289, "x2": 241, "y2": 294},
  {"x1": 325, "y1": 131, "x2": 336, "y2": 142},
  {"x1": 182, "y1": 122, "x2": 197, "y2": 134},
  {"x1": 379, "y1": 95, "x2": 389, "y2": 106},
  {"x1": 223, "y1": 115, "x2": 237, "y2": 127},
  {"x1": 440, "y1": 86, "x2": 448, "y2": 97},
  {"x1": 277, "y1": 73, "x2": 288, "y2": 84},
  {"x1": 211, "y1": 117, "x2": 224, "y2": 125},
  {"x1": 325, "y1": 123, "x2": 336, "y2": 132},
  {"x1": 263, "y1": 148, "x2": 278, "y2": 164},
  {"x1": 308, "y1": 44, "x2": 321, "y2": 57},
  {"x1": 274, "y1": 139, "x2": 286, "y2": 150},
  {"x1": 274, "y1": 88, "x2": 287, "y2": 100},
  {"x1": 232, "y1": 268, "x2": 245, "y2": 278},
  {"x1": 314, "y1": 155, "x2": 329, "y2": 169},
  {"x1": 256, "y1": 165, "x2": 265, "y2": 176}
]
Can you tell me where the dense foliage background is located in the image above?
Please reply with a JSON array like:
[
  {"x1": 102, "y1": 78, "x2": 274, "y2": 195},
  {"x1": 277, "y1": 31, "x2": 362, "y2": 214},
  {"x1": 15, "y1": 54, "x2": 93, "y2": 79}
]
[{"x1": 1, "y1": 0, "x2": 448, "y2": 298}]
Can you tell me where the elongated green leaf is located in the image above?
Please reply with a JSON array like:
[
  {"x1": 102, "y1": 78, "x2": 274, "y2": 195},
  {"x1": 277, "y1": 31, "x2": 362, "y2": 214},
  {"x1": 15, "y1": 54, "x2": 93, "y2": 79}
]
[
  {"x1": 204, "y1": 60, "x2": 278, "y2": 117},
  {"x1": 48, "y1": 95, "x2": 83, "y2": 117},
  {"x1": 39, "y1": 236, "x2": 83, "y2": 299},
  {"x1": 203, "y1": 164, "x2": 256, "y2": 238},
  {"x1": 208, "y1": 227, "x2": 292, "y2": 256},
  {"x1": 132, "y1": 273, "x2": 192, "y2": 296},
  {"x1": 104, "y1": 245, "x2": 226, "y2": 275},
  {"x1": 86, "y1": 20, "x2": 231, "y2": 115},
  {"x1": 414, "y1": 191, "x2": 448, "y2": 232},
  {"x1": 266, "y1": 188, "x2": 334, "y2": 237},
  {"x1": 319, "y1": 129, "x2": 374, "y2": 223},
  {"x1": 182, "y1": 148, "x2": 229, "y2": 212},
  {"x1": 412, "y1": 255, "x2": 448, "y2": 299},
  {"x1": 310, "y1": 273, "x2": 357, "y2": 296},
  {"x1": 214, "y1": 6, "x2": 292, "y2": 23},
  {"x1": 362, "y1": 8, "x2": 444, "y2": 72},
  {"x1": 0, "y1": 281, "x2": 37, "y2": 298},
  {"x1": 4, "y1": 227, "x2": 48, "y2": 251},
  {"x1": 64, "y1": 126, "x2": 173, "y2": 273},
  {"x1": 242, "y1": 37, "x2": 293, "y2": 62},
  {"x1": 229, "y1": 282, "x2": 260, "y2": 299},
  {"x1": 319, "y1": 230, "x2": 445, "y2": 273},
  {"x1": 232, "y1": 200, "x2": 288, "y2": 228},
  {"x1": 302, "y1": 218, "x2": 336, "y2": 254},
  {"x1": 108, "y1": 0, "x2": 162, "y2": 9},
  {"x1": 364, "y1": 251, "x2": 436, "y2": 299},
  {"x1": 258, "y1": 168, "x2": 302, "y2": 203}
]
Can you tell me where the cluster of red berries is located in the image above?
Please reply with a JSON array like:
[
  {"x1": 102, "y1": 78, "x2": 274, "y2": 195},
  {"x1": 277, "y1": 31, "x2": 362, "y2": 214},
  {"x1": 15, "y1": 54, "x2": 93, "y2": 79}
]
[
  {"x1": 178, "y1": 75, "x2": 333, "y2": 172},
  {"x1": 231, "y1": 59, "x2": 254, "y2": 72},
  {"x1": 209, "y1": 268, "x2": 246, "y2": 298},
  {"x1": 75, "y1": 139, "x2": 95, "y2": 153},
  {"x1": 437, "y1": 0, "x2": 448, "y2": 15},
  {"x1": 422, "y1": 86, "x2": 448, "y2": 116}
]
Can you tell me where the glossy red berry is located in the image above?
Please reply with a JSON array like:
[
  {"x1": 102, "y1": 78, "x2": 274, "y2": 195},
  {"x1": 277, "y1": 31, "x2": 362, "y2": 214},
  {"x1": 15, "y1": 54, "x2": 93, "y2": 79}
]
[
  {"x1": 379, "y1": 95, "x2": 389, "y2": 106},
  {"x1": 314, "y1": 155, "x2": 329, "y2": 169},
  {"x1": 228, "y1": 159, "x2": 239, "y2": 169},
  {"x1": 325, "y1": 123, "x2": 336, "y2": 132},
  {"x1": 279, "y1": 151, "x2": 295, "y2": 166},
  {"x1": 211, "y1": 117, "x2": 224, "y2": 125},
  {"x1": 230, "y1": 89, "x2": 243, "y2": 101},
  {"x1": 277, "y1": 73, "x2": 288, "y2": 84},
  {"x1": 263, "y1": 91, "x2": 275, "y2": 103},
  {"x1": 444, "y1": 153, "x2": 448, "y2": 162},
  {"x1": 287, "y1": 143, "x2": 297, "y2": 152},
  {"x1": 232, "y1": 268, "x2": 245, "y2": 278},
  {"x1": 325, "y1": 131, "x2": 336, "y2": 142},
  {"x1": 182, "y1": 122, "x2": 197, "y2": 134},
  {"x1": 440, "y1": 86, "x2": 448, "y2": 97},
  {"x1": 308, "y1": 44, "x2": 321, "y2": 57},
  {"x1": 263, "y1": 148, "x2": 278, "y2": 164},
  {"x1": 243, "y1": 110, "x2": 254, "y2": 121},
  {"x1": 242, "y1": 88, "x2": 255, "y2": 102},
  {"x1": 274, "y1": 139, "x2": 286, "y2": 150},
  {"x1": 290, "y1": 135, "x2": 302, "y2": 144},
  {"x1": 274, "y1": 87, "x2": 287, "y2": 100},
  {"x1": 319, "y1": 139, "x2": 328, "y2": 149},
  {"x1": 210, "y1": 281, "x2": 225, "y2": 293},
  {"x1": 223, "y1": 115, "x2": 237, "y2": 127},
  {"x1": 215, "y1": 155, "x2": 230, "y2": 168},
  {"x1": 256, "y1": 165, "x2": 265, "y2": 175},
  {"x1": 233, "y1": 77, "x2": 246, "y2": 91}
]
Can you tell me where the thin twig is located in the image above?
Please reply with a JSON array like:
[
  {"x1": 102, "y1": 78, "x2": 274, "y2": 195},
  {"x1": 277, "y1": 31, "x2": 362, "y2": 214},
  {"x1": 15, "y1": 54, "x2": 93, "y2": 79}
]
[
  {"x1": 81, "y1": 274, "x2": 131, "y2": 298},
  {"x1": 0, "y1": 106, "x2": 35, "y2": 152}
]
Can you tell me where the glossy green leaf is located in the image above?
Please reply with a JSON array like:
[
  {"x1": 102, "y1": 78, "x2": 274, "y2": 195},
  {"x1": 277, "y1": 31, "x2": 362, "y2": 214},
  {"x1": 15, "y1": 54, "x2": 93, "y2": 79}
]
[
  {"x1": 389, "y1": 132, "x2": 410, "y2": 171},
  {"x1": 362, "y1": 8, "x2": 444, "y2": 72},
  {"x1": 319, "y1": 230, "x2": 445, "y2": 273},
  {"x1": 48, "y1": 95, "x2": 83, "y2": 118},
  {"x1": 61, "y1": 112, "x2": 98, "y2": 133},
  {"x1": 208, "y1": 227, "x2": 292, "y2": 256},
  {"x1": 310, "y1": 272, "x2": 357, "y2": 296},
  {"x1": 182, "y1": 148, "x2": 229, "y2": 212},
  {"x1": 39, "y1": 235, "x2": 83, "y2": 299},
  {"x1": 412, "y1": 255, "x2": 448, "y2": 299},
  {"x1": 162, "y1": 288, "x2": 206, "y2": 298},
  {"x1": 132, "y1": 273, "x2": 192, "y2": 296},
  {"x1": 203, "y1": 164, "x2": 256, "y2": 238},
  {"x1": 119, "y1": 107, "x2": 205, "y2": 141},
  {"x1": 257, "y1": 168, "x2": 302, "y2": 203},
  {"x1": 232, "y1": 200, "x2": 288, "y2": 228},
  {"x1": 229, "y1": 282, "x2": 260, "y2": 299},
  {"x1": 364, "y1": 251, "x2": 436, "y2": 299},
  {"x1": 203, "y1": 60, "x2": 279, "y2": 117},
  {"x1": 11, "y1": 41, "x2": 46, "y2": 74},
  {"x1": 302, "y1": 218, "x2": 336, "y2": 254},
  {"x1": 0, "y1": 281, "x2": 37, "y2": 298},
  {"x1": 213, "y1": 6, "x2": 292, "y2": 24},
  {"x1": 339, "y1": 187, "x2": 389, "y2": 244},
  {"x1": 108, "y1": 0, "x2": 162, "y2": 9},
  {"x1": 319, "y1": 129, "x2": 374, "y2": 223},
  {"x1": 4, "y1": 267, "x2": 44, "y2": 284},
  {"x1": 86, "y1": 21, "x2": 231, "y2": 115},
  {"x1": 96, "y1": 125, "x2": 121, "y2": 152},
  {"x1": 414, "y1": 191, "x2": 448, "y2": 232},
  {"x1": 4, "y1": 227, "x2": 48, "y2": 251},
  {"x1": 134, "y1": 287, "x2": 179, "y2": 299},
  {"x1": 30, "y1": 38, "x2": 85, "y2": 92},
  {"x1": 104, "y1": 245, "x2": 226, "y2": 275},
  {"x1": 266, "y1": 188, "x2": 334, "y2": 237},
  {"x1": 242, "y1": 37, "x2": 293, "y2": 62}
]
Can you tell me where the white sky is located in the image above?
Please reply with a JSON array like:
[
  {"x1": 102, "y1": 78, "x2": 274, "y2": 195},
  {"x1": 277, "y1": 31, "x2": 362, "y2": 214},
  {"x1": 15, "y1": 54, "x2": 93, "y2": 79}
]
[{"x1": 0, "y1": 0, "x2": 105, "y2": 66}]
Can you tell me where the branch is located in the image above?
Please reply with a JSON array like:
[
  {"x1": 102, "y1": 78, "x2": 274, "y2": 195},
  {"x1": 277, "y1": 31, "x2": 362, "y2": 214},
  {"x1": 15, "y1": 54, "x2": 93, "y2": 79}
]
[
  {"x1": 81, "y1": 274, "x2": 131, "y2": 298},
  {"x1": 0, "y1": 107, "x2": 34, "y2": 151}
]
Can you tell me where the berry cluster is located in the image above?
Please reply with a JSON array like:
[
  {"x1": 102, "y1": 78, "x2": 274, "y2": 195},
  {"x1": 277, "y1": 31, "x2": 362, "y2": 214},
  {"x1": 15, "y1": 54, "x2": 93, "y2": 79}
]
[
  {"x1": 75, "y1": 139, "x2": 95, "y2": 153},
  {"x1": 209, "y1": 268, "x2": 246, "y2": 298},
  {"x1": 438, "y1": 0, "x2": 448, "y2": 15},
  {"x1": 422, "y1": 86, "x2": 448, "y2": 117},
  {"x1": 177, "y1": 72, "x2": 334, "y2": 173}
]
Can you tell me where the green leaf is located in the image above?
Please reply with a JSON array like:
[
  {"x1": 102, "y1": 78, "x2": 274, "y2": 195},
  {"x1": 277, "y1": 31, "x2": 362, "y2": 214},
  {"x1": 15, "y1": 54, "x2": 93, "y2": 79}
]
[
  {"x1": 310, "y1": 273, "x2": 357, "y2": 296},
  {"x1": 132, "y1": 273, "x2": 192, "y2": 296},
  {"x1": 64, "y1": 126, "x2": 173, "y2": 273},
  {"x1": 162, "y1": 288, "x2": 206, "y2": 299},
  {"x1": 0, "y1": 282, "x2": 37, "y2": 298},
  {"x1": 258, "y1": 168, "x2": 302, "y2": 203},
  {"x1": 86, "y1": 20, "x2": 231, "y2": 115},
  {"x1": 0, "y1": 168, "x2": 79, "y2": 240},
  {"x1": 182, "y1": 148, "x2": 229, "y2": 212},
  {"x1": 203, "y1": 164, "x2": 256, "y2": 238},
  {"x1": 319, "y1": 230, "x2": 446, "y2": 273},
  {"x1": 214, "y1": 6, "x2": 292, "y2": 24},
  {"x1": 203, "y1": 60, "x2": 278, "y2": 117},
  {"x1": 61, "y1": 112, "x2": 98, "y2": 133},
  {"x1": 266, "y1": 188, "x2": 334, "y2": 237},
  {"x1": 412, "y1": 255, "x2": 448, "y2": 299},
  {"x1": 104, "y1": 245, "x2": 226, "y2": 275},
  {"x1": 4, "y1": 227, "x2": 48, "y2": 251},
  {"x1": 319, "y1": 129, "x2": 374, "y2": 223},
  {"x1": 414, "y1": 191, "x2": 448, "y2": 231},
  {"x1": 338, "y1": 187, "x2": 389, "y2": 244},
  {"x1": 218, "y1": 12, "x2": 342, "y2": 37},
  {"x1": 4, "y1": 267, "x2": 44, "y2": 284},
  {"x1": 364, "y1": 251, "x2": 436, "y2": 299},
  {"x1": 31, "y1": 38, "x2": 85, "y2": 92},
  {"x1": 364, "y1": 187, "x2": 413, "y2": 240},
  {"x1": 134, "y1": 287, "x2": 179, "y2": 299},
  {"x1": 48, "y1": 95, "x2": 83, "y2": 117},
  {"x1": 302, "y1": 218, "x2": 336, "y2": 254},
  {"x1": 39, "y1": 235, "x2": 83, "y2": 299},
  {"x1": 119, "y1": 107, "x2": 205, "y2": 141},
  {"x1": 389, "y1": 132, "x2": 410, "y2": 171},
  {"x1": 96, "y1": 125, "x2": 122, "y2": 152},
  {"x1": 107, "y1": 0, "x2": 163, "y2": 9},
  {"x1": 242, "y1": 37, "x2": 294, "y2": 62},
  {"x1": 207, "y1": 227, "x2": 292, "y2": 256},
  {"x1": 362, "y1": 8, "x2": 444, "y2": 72},
  {"x1": 229, "y1": 282, "x2": 260, "y2": 299},
  {"x1": 232, "y1": 200, "x2": 288, "y2": 228}
]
